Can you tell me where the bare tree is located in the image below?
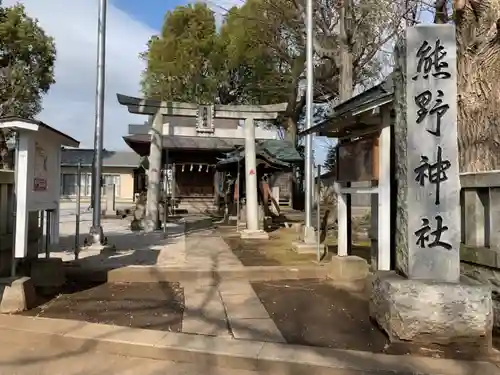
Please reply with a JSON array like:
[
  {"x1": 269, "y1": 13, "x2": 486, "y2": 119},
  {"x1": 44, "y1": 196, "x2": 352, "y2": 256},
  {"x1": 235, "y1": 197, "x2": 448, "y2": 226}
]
[{"x1": 224, "y1": 0, "x2": 416, "y2": 142}]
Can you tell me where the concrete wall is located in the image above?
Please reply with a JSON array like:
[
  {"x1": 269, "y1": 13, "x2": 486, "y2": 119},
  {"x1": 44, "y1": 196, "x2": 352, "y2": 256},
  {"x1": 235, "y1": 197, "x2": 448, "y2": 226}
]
[{"x1": 60, "y1": 166, "x2": 135, "y2": 202}]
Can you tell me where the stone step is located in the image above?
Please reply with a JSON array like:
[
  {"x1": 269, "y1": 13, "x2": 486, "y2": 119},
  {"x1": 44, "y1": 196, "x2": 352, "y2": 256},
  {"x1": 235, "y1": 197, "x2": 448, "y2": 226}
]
[{"x1": 64, "y1": 264, "x2": 330, "y2": 283}]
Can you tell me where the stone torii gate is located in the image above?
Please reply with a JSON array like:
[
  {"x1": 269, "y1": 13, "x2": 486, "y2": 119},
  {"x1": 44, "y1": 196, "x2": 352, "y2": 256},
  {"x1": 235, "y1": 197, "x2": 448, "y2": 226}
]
[{"x1": 117, "y1": 94, "x2": 287, "y2": 239}]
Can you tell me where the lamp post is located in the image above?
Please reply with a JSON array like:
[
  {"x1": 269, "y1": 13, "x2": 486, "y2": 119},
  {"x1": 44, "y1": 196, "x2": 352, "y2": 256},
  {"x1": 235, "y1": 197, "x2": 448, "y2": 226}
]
[
  {"x1": 304, "y1": 0, "x2": 314, "y2": 230},
  {"x1": 90, "y1": 0, "x2": 107, "y2": 244}
]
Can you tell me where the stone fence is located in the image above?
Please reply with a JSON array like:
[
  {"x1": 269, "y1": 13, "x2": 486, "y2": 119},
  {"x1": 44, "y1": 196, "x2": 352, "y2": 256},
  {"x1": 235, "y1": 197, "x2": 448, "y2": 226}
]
[
  {"x1": 460, "y1": 171, "x2": 500, "y2": 266},
  {"x1": 460, "y1": 171, "x2": 500, "y2": 328}
]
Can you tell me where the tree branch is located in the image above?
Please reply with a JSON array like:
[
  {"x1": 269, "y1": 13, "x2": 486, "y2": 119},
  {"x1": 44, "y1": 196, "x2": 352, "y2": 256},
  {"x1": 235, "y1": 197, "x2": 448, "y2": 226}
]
[{"x1": 434, "y1": 0, "x2": 449, "y2": 23}]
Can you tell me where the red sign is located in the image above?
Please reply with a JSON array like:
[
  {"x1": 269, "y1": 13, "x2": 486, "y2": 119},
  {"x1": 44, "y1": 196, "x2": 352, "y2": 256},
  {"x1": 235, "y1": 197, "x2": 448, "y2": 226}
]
[
  {"x1": 33, "y1": 178, "x2": 47, "y2": 191},
  {"x1": 249, "y1": 169, "x2": 255, "y2": 175}
]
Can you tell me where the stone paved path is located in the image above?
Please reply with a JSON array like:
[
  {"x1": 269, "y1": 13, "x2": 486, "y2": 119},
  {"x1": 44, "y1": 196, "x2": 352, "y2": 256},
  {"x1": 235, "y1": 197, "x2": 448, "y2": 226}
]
[
  {"x1": 50, "y1": 218, "x2": 284, "y2": 343},
  {"x1": 0, "y1": 342, "x2": 268, "y2": 375},
  {"x1": 182, "y1": 280, "x2": 285, "y2": 343},
  {"x1": 52, "y1": 217, "x2": 243, "y2": 270}
]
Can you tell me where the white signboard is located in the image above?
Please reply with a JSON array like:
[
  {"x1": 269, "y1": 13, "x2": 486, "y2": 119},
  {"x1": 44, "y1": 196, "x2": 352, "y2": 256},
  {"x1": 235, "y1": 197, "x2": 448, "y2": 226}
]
[
  {"x1": 405, "y1": 25, "x2": 460, "y2": 283},
  {"x1": 33, "y1": 142, "x2": 48, "y2": 191},
  {"x1": 28, "y1": 135, "x2": 61, "y2": 212}
]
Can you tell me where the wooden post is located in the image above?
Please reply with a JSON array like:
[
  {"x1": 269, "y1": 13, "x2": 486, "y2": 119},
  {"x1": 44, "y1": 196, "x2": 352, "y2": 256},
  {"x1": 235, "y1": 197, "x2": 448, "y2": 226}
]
[
  {"x1": 336, "y1": 142, "x2": 349, "y2": 256},
  {"x1": 377, "y1": 111, "x2": 392, "y2": 271}
]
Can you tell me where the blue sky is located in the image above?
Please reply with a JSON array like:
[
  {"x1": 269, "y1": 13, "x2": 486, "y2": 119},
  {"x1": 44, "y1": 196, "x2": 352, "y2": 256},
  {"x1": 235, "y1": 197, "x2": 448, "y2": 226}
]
[
  {"x1": 112, "y1": 0, "x2": 236, "y2": 30},
  {"x1": 111, "y1": 0, "x2": 179, "y2": 30}
]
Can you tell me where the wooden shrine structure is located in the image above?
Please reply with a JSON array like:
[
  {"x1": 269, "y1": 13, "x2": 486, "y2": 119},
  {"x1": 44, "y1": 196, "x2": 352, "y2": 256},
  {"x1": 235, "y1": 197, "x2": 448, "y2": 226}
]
[{"x1": 117, "y1": 94, "x2": 289, "y2": 235}]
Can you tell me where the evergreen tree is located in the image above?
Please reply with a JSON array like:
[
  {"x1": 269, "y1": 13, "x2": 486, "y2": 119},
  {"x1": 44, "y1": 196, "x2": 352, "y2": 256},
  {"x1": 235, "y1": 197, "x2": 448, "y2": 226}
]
[{"x1": 0, "y1": 3, "x2": 56, "y2": 169}]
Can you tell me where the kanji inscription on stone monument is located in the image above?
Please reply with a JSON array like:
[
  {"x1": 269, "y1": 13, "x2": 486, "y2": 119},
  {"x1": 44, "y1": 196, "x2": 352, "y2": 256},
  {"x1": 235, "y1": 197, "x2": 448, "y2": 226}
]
[{"x1": 406, "y1": 25, "x2": 461, "y2": 283}]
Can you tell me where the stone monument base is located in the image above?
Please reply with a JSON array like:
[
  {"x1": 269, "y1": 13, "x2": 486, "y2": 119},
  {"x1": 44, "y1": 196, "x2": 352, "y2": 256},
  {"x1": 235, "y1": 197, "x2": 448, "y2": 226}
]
[
  {"x1": 0, "y1": 277, "x2": 36, "y2": 313},
  {"x1": 370, "y1": 271, "x2": 493, "y2": 358},
  {"x1": 291, "y1": 241, "x2": 326, "y2": 255},
  {"x1": 329, "y1": 255, "x2": 369, "y2": 283},
  {"x1": 292, "y1": 226, "x2": 325, "y2": 255},
  {"x1": 240, "y1": 229, "x2": 269, "y2": 240}
]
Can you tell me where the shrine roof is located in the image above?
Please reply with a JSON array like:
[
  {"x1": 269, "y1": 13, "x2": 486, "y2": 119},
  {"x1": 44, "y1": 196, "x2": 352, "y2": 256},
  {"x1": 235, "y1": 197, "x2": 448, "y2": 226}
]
[
  {"x1": 299, "y1": 75, "x2": 395, "y2": 138},
  {"x1": 216, "y1": 139, "x2": 302, "y2": 170},
  {"x1": 61, "y1": 149, "x2": 141, "y2": 168},
  {"x1": 124, "y1": 134, "x2": 246, "y2": 151}
]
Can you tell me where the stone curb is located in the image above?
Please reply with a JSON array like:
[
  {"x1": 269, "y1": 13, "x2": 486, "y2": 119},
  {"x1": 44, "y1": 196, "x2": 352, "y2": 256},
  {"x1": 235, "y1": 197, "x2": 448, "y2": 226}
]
[
  {"x1": 64, "y1": 264, "x2": 329, "y2": 283},
  {"x1": 0, "y1": 314, "x2": 497, "y2": 375}
]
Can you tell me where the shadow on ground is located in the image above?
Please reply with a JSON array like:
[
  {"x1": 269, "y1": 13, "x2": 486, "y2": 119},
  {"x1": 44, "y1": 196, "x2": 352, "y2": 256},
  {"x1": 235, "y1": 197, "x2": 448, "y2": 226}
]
[
  {"x1": 220, "y1": 225, "x2": 372, "y2": 267},
  {"x1": 51, "y1": 222, "x2": 211, "y2": 271},
  {"x1": 252, "y1": 278, "x2": 500, "y2": 361},
  {"x1": 1, "y1": 217, "x2": 497, "y2": 374},
  {"x1": 1, "y1": 271, "x2": 497, "y2": 375},
  {"x1": 20, "y1": 281, "x2": 185, "y2": 332},
  {"x1": 219, "y1": 227, "x2": 328, "y2": 266},
  {"x1": 252, "y1": 278, "x2": 388, "y2": 353}
]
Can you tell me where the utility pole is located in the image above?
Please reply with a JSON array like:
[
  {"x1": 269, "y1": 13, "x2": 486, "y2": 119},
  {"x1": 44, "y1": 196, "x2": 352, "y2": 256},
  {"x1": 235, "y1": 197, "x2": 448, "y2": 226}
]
[
  {"x1": 292, "y1": 0, "x2": 322, "y2": 253},
  {"x1": 90, "y1": 0, "x2": 107, "y2": 245},
  {"x1": 304, "y1": 0, "x2": 314, "y2": 234}
]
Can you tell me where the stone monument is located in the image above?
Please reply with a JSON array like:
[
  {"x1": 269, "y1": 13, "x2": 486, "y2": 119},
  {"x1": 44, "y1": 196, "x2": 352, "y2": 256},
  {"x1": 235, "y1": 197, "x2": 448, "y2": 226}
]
[{"x1": 370, "y1": 24, "x2": 493, "y2": 356}]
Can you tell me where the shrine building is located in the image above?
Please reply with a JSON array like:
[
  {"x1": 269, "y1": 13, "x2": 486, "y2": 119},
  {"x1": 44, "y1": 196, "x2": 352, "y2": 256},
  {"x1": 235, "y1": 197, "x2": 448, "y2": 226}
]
[{"x1": 117, "y1": 94, "x2": 291, "y2": 212}]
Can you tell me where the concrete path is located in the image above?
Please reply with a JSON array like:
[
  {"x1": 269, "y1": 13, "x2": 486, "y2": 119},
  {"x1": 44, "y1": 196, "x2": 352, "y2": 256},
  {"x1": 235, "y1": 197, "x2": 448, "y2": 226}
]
[
  {"x1": 182, "y1": 280, "x2": 285, "y2": 343},
  {"x1": 0, "y1": 342, "x2": 267, "y2": 375},
  {"x1": 53, "y1": 216, "x2": 243, "y2": 270},
  {"x1": 53, "y1": 218, "x2": 283, "y2": 343},
  {"x1": 218, "y1": 281, "x2": 285, "y2": 343}
]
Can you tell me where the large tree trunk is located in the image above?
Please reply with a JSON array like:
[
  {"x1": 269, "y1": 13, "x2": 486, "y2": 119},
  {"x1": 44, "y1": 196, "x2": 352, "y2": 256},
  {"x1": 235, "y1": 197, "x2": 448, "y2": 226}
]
[
  {"x1": 454, "y1": 0, "x2": 500, "y2": 172},
  {"x1": 339, "y1": 0, "x2": 354, "y2": 101}
]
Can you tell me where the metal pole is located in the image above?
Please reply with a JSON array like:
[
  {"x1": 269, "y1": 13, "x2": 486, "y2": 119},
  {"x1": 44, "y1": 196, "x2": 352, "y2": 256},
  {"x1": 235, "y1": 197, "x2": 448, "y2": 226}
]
[
  {"x1": 163, "y1": 151, "x2": 169, "y2": 238},
  {"x1": 304, "y1": 0, "x2": 314, "y2": 228},
  {"x1": 75, "y1": 162, "x2": 82, "y2": 259},
  {"x1": 171, "y1": 163, "x2": 176, "y2": 216},
  {"x1": 38, "y1": 210, "x2": 44, "y2": 254},
  {"x1": 316, "y1": 165, "x2": 321, "y2": 262},
  {"x1": 90, "y1": 0, "x2": 108, "y2": 244},
  {"x1": 45, "y1": 210, "x2": 51, "y2": 258}
]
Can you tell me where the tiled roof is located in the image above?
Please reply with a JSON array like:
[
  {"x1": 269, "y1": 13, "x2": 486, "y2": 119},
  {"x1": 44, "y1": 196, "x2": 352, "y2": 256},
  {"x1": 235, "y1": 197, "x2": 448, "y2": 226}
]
[
  {"x1": 299, "y1": 74, "x2": 395, "y2": 137},
  {"x1": 123, "y1": 134, "x2": 246, "y2": 151},
  {"x1": 61, "y1": 149, "x2": 141, "y2": 167}
]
